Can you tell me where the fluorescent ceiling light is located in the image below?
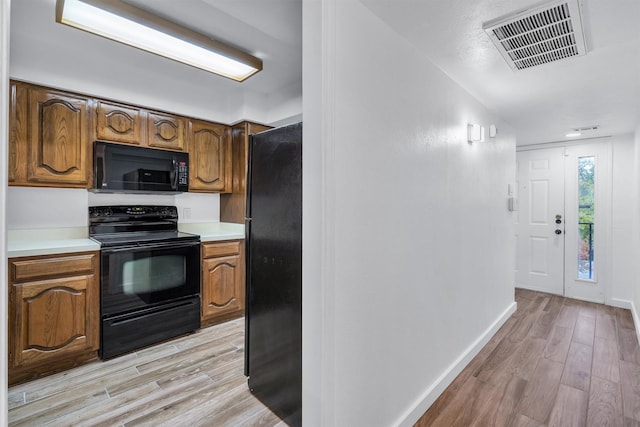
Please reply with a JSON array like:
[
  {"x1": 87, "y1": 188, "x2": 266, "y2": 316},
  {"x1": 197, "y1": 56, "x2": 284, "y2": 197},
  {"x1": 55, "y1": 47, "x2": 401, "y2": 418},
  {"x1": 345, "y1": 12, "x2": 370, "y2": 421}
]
[
  {"x1": 56, "y1": 0, "x2": 262, "y2": 81},
  {"x1": 565, "y1": 132, "x2": 582, "y2": 137}
]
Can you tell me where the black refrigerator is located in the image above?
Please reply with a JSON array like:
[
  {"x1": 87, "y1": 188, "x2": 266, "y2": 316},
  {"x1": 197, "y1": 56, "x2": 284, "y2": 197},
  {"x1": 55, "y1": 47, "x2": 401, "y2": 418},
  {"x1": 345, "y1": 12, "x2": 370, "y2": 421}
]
[{"x1": 245, "y1": 122, "x2": 302, "y2": 426}]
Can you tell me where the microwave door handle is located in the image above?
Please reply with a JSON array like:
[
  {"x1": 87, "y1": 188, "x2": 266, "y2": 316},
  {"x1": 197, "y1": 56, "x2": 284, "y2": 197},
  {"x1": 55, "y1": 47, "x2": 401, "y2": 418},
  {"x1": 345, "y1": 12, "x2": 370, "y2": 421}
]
[
  {"x1": 95, "y1": 143, "x2": 107, "y2": 190},
  {"x1": 172, "y1": 159, "x2": 178, "y2": 189}
]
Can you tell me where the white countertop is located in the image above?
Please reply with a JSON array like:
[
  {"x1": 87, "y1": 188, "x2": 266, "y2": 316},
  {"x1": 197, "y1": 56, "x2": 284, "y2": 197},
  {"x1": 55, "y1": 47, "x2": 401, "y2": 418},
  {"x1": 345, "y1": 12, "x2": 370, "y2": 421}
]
[
  {"x1": 178, "y1": 222, "x2": 245, "y2": 242},
  {"x1": 7, "y1": 222, "x2": 245, "y2": 258},
  {"x1": 8, "y1": 227, "x2": 100, "y2": 258}
]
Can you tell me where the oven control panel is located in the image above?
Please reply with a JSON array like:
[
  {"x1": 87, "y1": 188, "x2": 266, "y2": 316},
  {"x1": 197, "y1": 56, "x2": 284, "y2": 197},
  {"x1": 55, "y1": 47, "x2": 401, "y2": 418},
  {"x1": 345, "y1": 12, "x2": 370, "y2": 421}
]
[{"x1": 89, "y1": 206, "x2": 179, "y2": 221}]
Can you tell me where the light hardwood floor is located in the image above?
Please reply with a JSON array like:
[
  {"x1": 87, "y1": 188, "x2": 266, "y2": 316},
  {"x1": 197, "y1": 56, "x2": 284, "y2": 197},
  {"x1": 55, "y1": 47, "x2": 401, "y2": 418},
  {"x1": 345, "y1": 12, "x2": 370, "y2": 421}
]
[
  {"x1": 415, "y1": 288, "x2": 640, "y2": 426},
  {"x1": 8, "y1": 317, "x2": 286, "y2": 427},
  {"x1": 10, "y1": 289, "x2": 640, "y2": 426}
]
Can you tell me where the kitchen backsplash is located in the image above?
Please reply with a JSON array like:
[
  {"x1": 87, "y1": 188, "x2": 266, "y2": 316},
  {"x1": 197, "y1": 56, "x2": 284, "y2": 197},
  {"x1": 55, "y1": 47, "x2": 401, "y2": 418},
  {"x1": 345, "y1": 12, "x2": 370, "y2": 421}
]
[{"x1": 7, "y1": 187, "x2": 220, "y2": 229}]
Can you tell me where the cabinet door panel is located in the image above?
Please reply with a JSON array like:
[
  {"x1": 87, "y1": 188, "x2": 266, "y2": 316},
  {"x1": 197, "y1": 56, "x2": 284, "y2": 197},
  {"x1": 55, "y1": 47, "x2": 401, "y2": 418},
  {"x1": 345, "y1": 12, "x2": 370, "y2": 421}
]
[
  {"x1": 202, "y1": 254, "x2": 242, "y2": 319},
  {"x1": 220, "y1": 121, "x2": 271, "y2": 223},
  {"x1": 25, "y1": 284, "x2": 86, "y2": 349},
  {"x1": 190, "y1": 120, "x2": 231, "y2": 192},
  {"x1": 27, "y1": 89, "x2": 90, "y2": 186},
  {"x1": 9, "y1": 82, "x2": 28, "y2": 183},
  {"x1": 147, "y1": 111, "x2": 187, "y2": 151},
  {"x1": 12, "y1": 275, "x2": 98, "y2": 368},
  {"x1": 96, "y1": 100, "x2": 144, "y2": 144}
]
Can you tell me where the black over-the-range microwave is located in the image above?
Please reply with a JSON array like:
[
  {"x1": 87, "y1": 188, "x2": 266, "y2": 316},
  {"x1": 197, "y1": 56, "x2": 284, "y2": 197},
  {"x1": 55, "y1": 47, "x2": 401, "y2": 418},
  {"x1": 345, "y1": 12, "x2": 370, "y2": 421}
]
[{"x1": 93, "y1": 141, "x2": 189, "y2": 193}]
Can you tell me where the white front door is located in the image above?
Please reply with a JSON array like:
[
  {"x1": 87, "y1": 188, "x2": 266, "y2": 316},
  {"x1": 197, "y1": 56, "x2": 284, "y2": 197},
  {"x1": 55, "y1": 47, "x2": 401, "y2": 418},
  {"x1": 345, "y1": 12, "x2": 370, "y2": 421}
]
[
  {"x1": 515, "y1": 142, "x2": 611, "y2": 303},
  {"x1": 515, "y1": 147, "x2": 565, "y2": 295}
]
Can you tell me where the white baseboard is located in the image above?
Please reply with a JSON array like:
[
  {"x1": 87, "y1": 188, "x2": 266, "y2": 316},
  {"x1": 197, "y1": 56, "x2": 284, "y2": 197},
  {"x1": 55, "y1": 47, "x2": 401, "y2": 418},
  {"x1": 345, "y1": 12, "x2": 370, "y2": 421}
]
[
  {"x1": 608, "y1": 298, "x2": 633, "y2": 310},
  {"x1": 514, "y1": 284, "x2": 562, "y2": 296},
  {"x1": 631, "y1": 300, "x2": 640, "y2": 350},
  {"x1": 393, "y1": 301, "x2": 518, "y2": 427}
]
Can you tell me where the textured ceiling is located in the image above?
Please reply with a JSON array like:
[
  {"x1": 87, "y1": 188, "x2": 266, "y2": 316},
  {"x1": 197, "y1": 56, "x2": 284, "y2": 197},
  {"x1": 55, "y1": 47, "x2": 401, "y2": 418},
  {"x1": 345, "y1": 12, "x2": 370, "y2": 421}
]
[
  {"x1": 361, "y1": 0, "x2": 640, "y2": 145},
  {"x1": 9, "y1": 0, "x2": 640, "y2": 144}
]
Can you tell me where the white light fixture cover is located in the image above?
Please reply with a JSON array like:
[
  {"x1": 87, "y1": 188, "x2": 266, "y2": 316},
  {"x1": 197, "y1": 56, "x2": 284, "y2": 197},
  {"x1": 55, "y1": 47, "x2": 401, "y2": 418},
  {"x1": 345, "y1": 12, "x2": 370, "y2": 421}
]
[
  {"x1": 467, "y1": 123, "x2": 483, "y2": 143},
  {"x1": 56, "y1": 0, "x2": 262, "y2": 82}
]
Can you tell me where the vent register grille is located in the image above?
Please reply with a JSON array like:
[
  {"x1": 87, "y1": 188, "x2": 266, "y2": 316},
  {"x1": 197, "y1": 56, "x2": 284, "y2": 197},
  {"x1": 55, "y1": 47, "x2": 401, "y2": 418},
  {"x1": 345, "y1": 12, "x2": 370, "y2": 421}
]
[{"x1": 483, "y1": 0, "x2": 587, "y2": 70}]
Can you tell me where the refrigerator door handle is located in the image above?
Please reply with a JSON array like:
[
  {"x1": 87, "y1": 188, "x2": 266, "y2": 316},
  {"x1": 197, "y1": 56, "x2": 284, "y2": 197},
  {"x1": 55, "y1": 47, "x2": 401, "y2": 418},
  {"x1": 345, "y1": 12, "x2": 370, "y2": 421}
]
[
  {"x1": 244, "y1": 216, "x2": 252, "y2": 377},
  {"x1": 245, "y1": 136, "x2": 254, "y2": 219}
]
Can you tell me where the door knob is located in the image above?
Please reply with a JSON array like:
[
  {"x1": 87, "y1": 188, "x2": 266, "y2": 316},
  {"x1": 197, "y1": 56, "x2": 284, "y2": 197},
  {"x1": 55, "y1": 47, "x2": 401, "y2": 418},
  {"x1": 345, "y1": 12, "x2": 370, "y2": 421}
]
[
  {"x1": 555, "y1": 229, "x2": 562, "y2": 235},
  {"x1": 555, "y1": 219, "x2": 562, "y2": 224}
]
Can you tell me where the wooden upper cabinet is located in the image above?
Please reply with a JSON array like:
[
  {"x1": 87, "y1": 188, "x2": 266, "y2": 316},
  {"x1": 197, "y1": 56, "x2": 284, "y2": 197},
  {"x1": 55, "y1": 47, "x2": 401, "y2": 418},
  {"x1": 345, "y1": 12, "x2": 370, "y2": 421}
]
[
  {"x1": 96, "y1": 100, "x2": 144, "y2": 145},
  {"x1": 147, "y1": 111, "x2": 187, "y2": 151},
  {"x1": 189, "y1": 120, "x2": 232, "y2": 192},
  {"x1": 220, "y1": 121, "x2": 272, "y2": 222},
  {"x1": 8, "y1": 80, "x2": 236, "y2": 193},
  {"x1": 8, "y1": 81, "x2": 26, "y2": 183},
  {"x1": 9, "y1": 82, "x2": 92, "y2": 187}
]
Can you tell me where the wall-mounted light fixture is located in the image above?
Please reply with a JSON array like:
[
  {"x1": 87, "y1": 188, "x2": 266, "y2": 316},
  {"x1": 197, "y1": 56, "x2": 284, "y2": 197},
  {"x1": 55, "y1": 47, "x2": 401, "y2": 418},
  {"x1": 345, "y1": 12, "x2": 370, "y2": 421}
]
[
  {"x1": 467, "y1": 123, "x2": 484, "y2": 143},
  {"x1": 56, "y1": 0, "x2": 263, "y2": 82}
]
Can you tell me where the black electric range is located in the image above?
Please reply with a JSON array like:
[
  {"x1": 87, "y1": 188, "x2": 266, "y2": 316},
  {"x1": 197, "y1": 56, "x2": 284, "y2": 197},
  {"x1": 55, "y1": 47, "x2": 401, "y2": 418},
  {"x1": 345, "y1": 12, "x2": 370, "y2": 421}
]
[{"x1": 89, "y1": 205, "x2": 201, "y2": 359}]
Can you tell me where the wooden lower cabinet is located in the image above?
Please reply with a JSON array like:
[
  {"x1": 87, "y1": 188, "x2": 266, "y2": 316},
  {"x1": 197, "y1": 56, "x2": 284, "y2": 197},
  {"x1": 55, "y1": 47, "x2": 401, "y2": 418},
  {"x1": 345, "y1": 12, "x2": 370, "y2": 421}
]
[
  {"x1": 201, "y1": 240, "x2": 245, "y2": 327},
  {"x1": 8, "y1": 252, "x2": 100, "y2": 385}
]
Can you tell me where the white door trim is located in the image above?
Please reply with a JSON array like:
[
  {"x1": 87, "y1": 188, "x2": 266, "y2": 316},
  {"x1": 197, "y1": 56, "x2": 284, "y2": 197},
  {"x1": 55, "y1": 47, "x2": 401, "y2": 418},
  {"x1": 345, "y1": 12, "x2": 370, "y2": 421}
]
[
  {"x1": 1, "y1": 0, "x2": 11, "y2": 424},
  {"x1": 517, "y1": 136, "x2": 612, "y2": 152},
  {"x1": 515, "y1": 140, "x2": 613, "y2": 305}
]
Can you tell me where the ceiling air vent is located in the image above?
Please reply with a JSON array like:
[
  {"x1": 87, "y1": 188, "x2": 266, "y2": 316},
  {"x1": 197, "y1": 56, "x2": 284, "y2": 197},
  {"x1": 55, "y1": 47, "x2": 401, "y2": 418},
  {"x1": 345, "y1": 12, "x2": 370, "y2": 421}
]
[{"x1": 483, "y1": 0, "x2": 587, "y2": 71}]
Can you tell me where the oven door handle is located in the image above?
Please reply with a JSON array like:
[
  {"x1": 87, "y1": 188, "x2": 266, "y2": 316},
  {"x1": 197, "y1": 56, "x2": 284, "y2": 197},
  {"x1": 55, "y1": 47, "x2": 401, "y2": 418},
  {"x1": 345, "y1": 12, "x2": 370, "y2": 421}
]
[{"x1": 101, "y1": 240, "x2": 200, "y2": 254}]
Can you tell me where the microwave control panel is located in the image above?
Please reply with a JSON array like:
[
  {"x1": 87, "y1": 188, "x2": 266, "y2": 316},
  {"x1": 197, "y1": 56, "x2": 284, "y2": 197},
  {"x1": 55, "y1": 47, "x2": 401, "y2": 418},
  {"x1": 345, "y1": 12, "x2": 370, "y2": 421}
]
[{"x1": 178, "y1": 162, "x2": 188, "y2": 186}]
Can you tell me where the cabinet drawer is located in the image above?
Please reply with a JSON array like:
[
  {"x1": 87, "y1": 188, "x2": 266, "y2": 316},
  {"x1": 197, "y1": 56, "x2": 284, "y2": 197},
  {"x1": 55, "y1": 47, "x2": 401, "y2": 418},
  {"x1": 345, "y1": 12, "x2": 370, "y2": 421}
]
[
  {"x1": 202, "y1": 241, "x2": 241, "y2": 258},
  {"x1": 11, "y1": 253, "x2": 97, "y2": 282}
]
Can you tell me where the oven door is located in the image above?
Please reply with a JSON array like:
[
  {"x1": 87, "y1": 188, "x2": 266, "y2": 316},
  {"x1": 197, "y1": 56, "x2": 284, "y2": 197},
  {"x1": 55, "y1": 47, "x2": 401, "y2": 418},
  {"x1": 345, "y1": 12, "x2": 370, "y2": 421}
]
[{"x1": 101, "y1": 240, "x2": 200, "y2": 317}]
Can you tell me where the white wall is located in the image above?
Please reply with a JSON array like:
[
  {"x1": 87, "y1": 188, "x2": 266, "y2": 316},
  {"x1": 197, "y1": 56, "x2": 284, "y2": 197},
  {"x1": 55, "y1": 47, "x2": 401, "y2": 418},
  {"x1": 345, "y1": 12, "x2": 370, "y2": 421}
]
[
  {"x1": 1, "y1": 0, "x2": 10, "y2": 424},
  {"x1": 303, "y1": 0, "x2": 516, "y2": 425},
  {"x1": 610, "y1": 134, "x2": 636, "y2": 305},
  {"x1": 633, "y1": 125, "x2": 640, "y2": 342},
  {"x1": 236, "y1": 87, "x2": 303, "y2": 126},
  {"x1": 6, "y1": 187, "x2": 219, "y2": 229}
]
